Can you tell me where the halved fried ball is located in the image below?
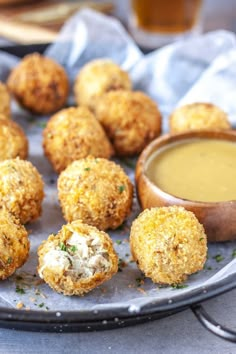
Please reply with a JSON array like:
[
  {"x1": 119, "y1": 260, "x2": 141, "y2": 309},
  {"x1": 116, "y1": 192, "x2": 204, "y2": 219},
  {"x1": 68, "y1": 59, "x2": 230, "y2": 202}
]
[
  {"x1": 0, "y1": 158, "x2": 44, "y2": 224},
  {"x1": 130, "y1": 206, "x2": 207, "y2": 285},
  {"x1": 38, "y1": 219, "x2": 118, "y2": 296},
  {"x1": 43, "y1": 107, "x2": 114, "y2": 173},
  {"x1": 169, "y1": 103, "x2": 231, "y2": 133},
  {"x1": 58, "y1": 156, "x2": 133, "y2": 230},
  {"x1": 0, "y1": 82, "x2": 11, "y2": 118},
  {"x1": 95, "y1": 90, "x2": 162, "y2": 156},
  {"x1": 74, "y1": 59, "x2": 132, "y2": 111},
  {"x1": 0, "y1": 208, "x2": 29, "y2": 280},
  {"x1": 7, "y1": 53, "x2": 69, "y2": 115},
  {"x1": 0, "y1": 118, "x2": 28, "y2": 161}
]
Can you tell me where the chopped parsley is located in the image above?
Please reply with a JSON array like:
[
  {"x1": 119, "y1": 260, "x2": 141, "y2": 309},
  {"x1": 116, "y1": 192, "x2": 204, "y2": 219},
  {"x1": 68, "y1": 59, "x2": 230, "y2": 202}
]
[
  {"x1": 84, "y1": 167, "x2": 90, "y2": 171},
  {"x1": 70, "y1": 245, "x2": 77, "y2": 253},
  {"x1": 38, "y1": 303, "x2": 44, "y2": 308},
  {"x1": 15, "y1": 286, "x2": 25, "y2": 294},
  {"x1": 37, "y1": 121, "x2": 47, "y2": 128},
  {"x1": 213, "y1": 254, "x2": 224, "y2": 263},
  {"x1": 135, "y1": 277, "x2": 145, "y2": 287},
  {"x1": 59, "y1": 243, "x2": 67, "y2": 252},
  {"x1": 199, "y1": 237, "x2": 204, "y2": 241},
  {"x1": 118, "y1": 258, "x2": 126, "y2": 272},
  {"x1": 7, "y1": 257, "x2": 12, "y2": 264},
  {"x1": 232, "y1": 249, "x2": 236, "y2": 258},
  {"x1": 118, "y1": 185, "x2": 125, "y2": 193},
  {"x1": 171, "y1": 284, "x2": 188, "y2": 289},
  {"x1": 116, "y1": 240, "x2": 122, "y2": 245}
]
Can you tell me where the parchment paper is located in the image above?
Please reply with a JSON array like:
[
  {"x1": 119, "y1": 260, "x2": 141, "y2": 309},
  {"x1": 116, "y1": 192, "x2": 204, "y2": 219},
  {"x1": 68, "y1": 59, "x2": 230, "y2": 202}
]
[{"x1": 0, "y1": 9, "x2": 235, "y2": 313}]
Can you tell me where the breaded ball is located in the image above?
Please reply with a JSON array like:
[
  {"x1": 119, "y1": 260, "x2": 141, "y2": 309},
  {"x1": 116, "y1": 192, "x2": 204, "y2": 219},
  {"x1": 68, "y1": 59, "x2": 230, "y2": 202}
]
[
  {"x1": 130, "y1": 206, "x2": 207, "y2": 285},
  {"x1": 58, "y1": 156, "x2": 133, "y2": 230},
  {"x1": 0, "y1": 118, "x2": 28, "y2": 161},
  {"x1": 74, "y1": 59, "x2": 132, "y2": 111},
  {"x1": 7, "y1": 53, "x2": 69, "y2": 115},
  {"x1": 0, "y1": 82, "x2": 11, "y2": 118},
  {"x1": 95, "y1": 90, "x2": 162, "y2": 156},
  {"x1": 0, "y1": 158, "x2": 44, "y2": 224},
  {"x1": 169, "y1": 103, "x2": 231, "y2": 133},
  {"x1": 43, "y1": 107, "x2": 114, "y2": 173},
  {"x1": 0, "y1": 208, "x2": 29, "y2": 280},
  {"x1": 38, "y1": 219, "x2": 118, "y2": 296}
]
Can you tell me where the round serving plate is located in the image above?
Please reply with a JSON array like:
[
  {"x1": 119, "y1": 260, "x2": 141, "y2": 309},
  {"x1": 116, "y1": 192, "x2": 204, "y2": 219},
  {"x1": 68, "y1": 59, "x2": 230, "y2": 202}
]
[
  {"x1": 0, "y1": 44, "x2": 236, "y2": 343},
  {"x1": 0, "y1": 273, "x2": 235, "y2": 332}
]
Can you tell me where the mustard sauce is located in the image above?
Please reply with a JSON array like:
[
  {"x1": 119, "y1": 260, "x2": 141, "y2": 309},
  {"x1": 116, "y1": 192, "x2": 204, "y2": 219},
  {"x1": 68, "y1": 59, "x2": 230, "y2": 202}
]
[{"x1": 145, "y1": 139, "x2": 236, "y2": 202}]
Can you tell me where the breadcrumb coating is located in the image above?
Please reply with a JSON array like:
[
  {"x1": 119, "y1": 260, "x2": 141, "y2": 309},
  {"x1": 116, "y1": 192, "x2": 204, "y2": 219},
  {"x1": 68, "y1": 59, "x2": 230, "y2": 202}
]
[
  {"x1": 38, "y1": 219, "x2": 118, "y2": 296},
  {"x1": 0, "y1": 208, "x2": 29, "y2": 280},
  {"x1": 0, "y1": 118, "x2": 28, "y2": 161},
  {"x1": 74, "y1": 59, "x2": 132, "y2": 111},
  {"x1": 0, "y1": 82, "x2": 11, "y2": 118},
  {"x1": 7, "y1": 53, "x2": 69, "y2": 115},
  {"x1": 169, "y1": 103, "x2": 231, "y2": 133},
  {"x1": 43, "y1": 107, "x2": 114, "y2": 173},
  {"x1": 130, "y1": 206, "x2": 207, "y2": 285},
  {"x1": 0, "y1": 158, "x2": 44, "y2": 224},
  {"x1": 95, "y1": 90, "x2": 162, "y2": 156},
  {"x1": 58, "y1": 156, "x2": 133, "y2": 230}
]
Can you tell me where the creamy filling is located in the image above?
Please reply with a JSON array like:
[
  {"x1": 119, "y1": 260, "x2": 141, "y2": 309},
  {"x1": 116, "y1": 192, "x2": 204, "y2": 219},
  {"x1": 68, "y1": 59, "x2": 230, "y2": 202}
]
[{"x1": 39, "y1": 231, "x2": 110, "y2": 280}]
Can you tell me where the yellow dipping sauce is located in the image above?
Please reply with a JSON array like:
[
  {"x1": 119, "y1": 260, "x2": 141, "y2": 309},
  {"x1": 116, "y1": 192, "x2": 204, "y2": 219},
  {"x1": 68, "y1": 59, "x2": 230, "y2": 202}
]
[{"x1": 145, "y1": 139, "x2": 236, "y2": 202}]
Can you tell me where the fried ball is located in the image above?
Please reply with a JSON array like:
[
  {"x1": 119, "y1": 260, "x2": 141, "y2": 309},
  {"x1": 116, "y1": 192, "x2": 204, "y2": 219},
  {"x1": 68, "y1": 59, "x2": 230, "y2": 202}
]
[
  {"x1": 7, "y1": 53, "x2": 69, "y2": 115},
  {"x1": 58, "y1": 156, "x2": 133, "y2": 230},
  {"x1": 74, "y1": 59, "x2": 132, "y2": 111},
  {"x1": 43, "y1": 107, "x2": 114, "y2": 173},
  {"x1": 169, "y1": 103, "x2": 231, "y2": 133},
  {"x1": 0, "y1": 82, "x2": 11, "y2": 118},
  {"x1": 130, "y1": 206, "x2": 207, "y2": 285},
  {"x1": 0, "y1": 208, "x2": 29, "y2": 280},
  {"x1": 0, "y1": 118, "x2": 28, "y2": 161},
  {"x1": 38, "y1": 219, "x2": 118, "y2": 296},
  {"x1": 0, "y1": 158, "x2": 44, "y2": 224},
  {"x1": 95, "y1": 90, "x2": 162, "y2": 156}
]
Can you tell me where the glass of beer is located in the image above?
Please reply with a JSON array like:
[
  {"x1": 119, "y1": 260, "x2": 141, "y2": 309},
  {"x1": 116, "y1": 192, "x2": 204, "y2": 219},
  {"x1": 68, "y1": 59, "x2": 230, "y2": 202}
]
[{"x1": 129, "y1": 0, "x2": 203, "y2": 48}]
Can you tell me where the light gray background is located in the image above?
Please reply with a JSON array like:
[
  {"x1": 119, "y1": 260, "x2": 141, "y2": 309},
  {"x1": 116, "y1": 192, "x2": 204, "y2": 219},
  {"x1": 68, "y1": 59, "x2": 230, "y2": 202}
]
[{"x1": 0, "y1": 0, "x2": 236, "y2": 353}]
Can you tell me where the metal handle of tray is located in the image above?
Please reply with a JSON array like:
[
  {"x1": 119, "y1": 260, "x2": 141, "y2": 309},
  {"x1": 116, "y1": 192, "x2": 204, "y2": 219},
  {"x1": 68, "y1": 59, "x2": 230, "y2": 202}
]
[{"x1": 191, "y1": 304, "x2": 236, "y2": 343}]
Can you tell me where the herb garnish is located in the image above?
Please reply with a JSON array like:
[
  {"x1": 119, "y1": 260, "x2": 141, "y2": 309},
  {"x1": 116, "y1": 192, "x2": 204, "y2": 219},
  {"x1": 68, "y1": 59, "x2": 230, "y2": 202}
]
[
  {"x1": 118, "y1": 185, "x2": 125, "y2": 193},
  {"x1": 213, "y1": 254, "x2": 224, "y2": 262},
  {"x1": 116, "y1": 240, "x2": 122, "y2": 245},
  {"x1": 70, "y1": 245, "x2": 77, "y2": 253},
  {"x1": 232, "y1": 249, "x2": 236, "y2": 258},
  {"x1": 84, "y1": 167, "x2": 90, "y2": 171},
  {"x1": 38, "y1": 303, "x2": 44, "y2": 308},
  {"x1": 7, "y1": 257, "x2": 12, "y2": 264},
  {"x1": 59, "y1": 243, "x2": 67, "y2": 251},
  {"x1": 15, "y1": 286, "x2": 25, "y2": 294},
  {"x1": 171, "y1": 284, "x2": 188, "y2": 289},
  {"x1": 135, "y1": 277, "x2": 145, "y2": 287}
]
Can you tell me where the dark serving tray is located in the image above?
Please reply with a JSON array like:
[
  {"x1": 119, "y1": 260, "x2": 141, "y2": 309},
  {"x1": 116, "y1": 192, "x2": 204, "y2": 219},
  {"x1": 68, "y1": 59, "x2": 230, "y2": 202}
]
[{"x1": 0, "y1": 43, "x2": 235, "y2": 341}]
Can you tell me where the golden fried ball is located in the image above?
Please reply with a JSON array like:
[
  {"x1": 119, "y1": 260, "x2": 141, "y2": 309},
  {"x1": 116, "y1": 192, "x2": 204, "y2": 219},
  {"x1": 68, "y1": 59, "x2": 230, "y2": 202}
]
[
  {"x1": 0, "y1": 82, "x2": 11, "y2": 118},
  {"x1": 74, "y1": 59, "x2": 132, "y2": 111},
  {"x1": 7, "y1": 53, "x2": 69, "y2": 115},
  {"x1": 169, "y1": 103, "x2": 231, "y2": 133},
  {"x1": 38, "y1": 219, "x2": 118, "y2": 296},
  {"x1": 0, "y1": 208, "x2": 29, "y2": 280},
  {"x1": 58, "y1": 156, "x2": 133, "y2": 230},
  {"x1": 130, "y1": 206, "x2": 207, "y2": 285},
  {"x1": 43, "y1": 107, "x2": 114, "y2": 173},
  {"x1": 95, "y1": 90, "x2": 162, "y2": 156},
  {"x1": 0, "y1": 158, "x2": 44, "y2": 224},
  {"x1": 0, "y1": 118, "x2": 28, "y2": 161}
]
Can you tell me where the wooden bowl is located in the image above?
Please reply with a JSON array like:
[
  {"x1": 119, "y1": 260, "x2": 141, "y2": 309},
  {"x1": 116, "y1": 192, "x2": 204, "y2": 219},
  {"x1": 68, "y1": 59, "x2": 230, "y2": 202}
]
[{"x1": 136, "y1": 130, "x2": 236, "y2": 242}]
